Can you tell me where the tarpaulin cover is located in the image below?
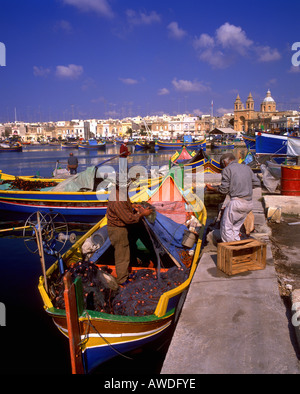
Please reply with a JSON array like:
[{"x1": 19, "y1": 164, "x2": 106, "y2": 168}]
[
  {"x1": 88, "y1": 139, "x2": 98, "y2": 146},
  {"x1": 90, "y1": 211, "x2": 191, "y2": 267},
  {"x1": 50, "y1": 166, "x2": 96, "y2": 192},
  {"x1": 183, "y1": 135, "x2": 193, "y2": 143},
  {"x1": 287, "y1": 136, "x2": 300, "y2": 157}
]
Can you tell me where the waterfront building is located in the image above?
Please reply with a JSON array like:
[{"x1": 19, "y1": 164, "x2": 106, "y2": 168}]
[{"x1": 234, "y1": 90, "x2": 300, "y2": 133}]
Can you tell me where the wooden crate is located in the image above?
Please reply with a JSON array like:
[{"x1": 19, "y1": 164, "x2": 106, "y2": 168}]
[{"x1": 217, "y1": 239, "x2": 266, "y2": 276}]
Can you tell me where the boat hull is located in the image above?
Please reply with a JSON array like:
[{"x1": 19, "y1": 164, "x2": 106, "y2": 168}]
[
  {"x1": 255, "y1": 132, "x2": 287, "y2": 155},
  {"x1": 0, "y1": 183, "x2": 152, "y2": 221},
  {"x1": 61, "y1": 144, "x2": 78, "y2": 149},
  {"x1": 0, "y1": 190, "x2": 109, "y2": 221},
  {"x1": 78, "y1": 143, "x2": 106, "y2": 150},
  {"x1": 242, "y1": 134, "x2": 256, "y2": 150},
  {"x1": 48, "y1": 308, "x2": 174, "y2": 373},
  {"x1": 0, "y1": 146, "x2": 22, "y2": 152},
  {"x1": 156, "y1": 139, "x2": 206, "y2": 150},
  {"x1": 135, "y1": 142, "x2": 152, "y2": 151},
  {"x1": 170, "y1": 147, "x2": 221, "y2": 173}
]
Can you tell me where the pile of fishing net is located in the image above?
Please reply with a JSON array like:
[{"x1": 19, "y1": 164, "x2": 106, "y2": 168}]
[
  {"x1": 3, "y1": 178, "x2": 58, "y2": 191},
  {"x1": 50, "y1": 261, "x2": 119, "y2": 313},
  {"x1": 50, "y1": 261, "x2": 188, "y2": 316},
  {"x1": 111, "y1": 267, "x2": 188, "y2": 316}
]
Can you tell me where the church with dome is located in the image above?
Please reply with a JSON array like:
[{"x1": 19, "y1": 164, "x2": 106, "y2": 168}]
[{"x1": 234, "y1": 90, "x2": 278, "y2": 132}]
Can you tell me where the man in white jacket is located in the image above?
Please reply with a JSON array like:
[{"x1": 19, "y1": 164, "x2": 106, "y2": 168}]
[{"x1": 206, "y1": 153, "x2": 260, "y2": 242}]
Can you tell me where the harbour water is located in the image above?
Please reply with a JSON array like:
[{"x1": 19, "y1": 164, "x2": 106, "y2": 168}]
[{"x1": 0, "y1": 144, "x2": 247, "y2": 374}]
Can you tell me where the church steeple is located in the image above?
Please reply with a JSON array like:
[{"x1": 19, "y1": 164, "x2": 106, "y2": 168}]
[
  {"x1": 246, "y1": 92, "x2": 254, "y2": 110},
  {"x1": 234, "y1": 94, "x2": 242, "y2": 111}
]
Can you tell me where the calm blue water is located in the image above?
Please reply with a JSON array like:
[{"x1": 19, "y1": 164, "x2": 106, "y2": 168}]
[
  {"x1": 0, "y1": 144, "x2": 247, "y2": 374},
  {"x1": 0, "y1": 145, "x2": 174, "y2": 178}
]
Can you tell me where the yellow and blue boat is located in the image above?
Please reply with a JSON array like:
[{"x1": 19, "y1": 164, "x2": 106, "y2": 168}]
[
  {"x1": 0, "y1": 167, "x2": 162, "y2": 222},
  {"x1": 0, "y1": 141, "x2": 22, "y2": 152},
  {"x1": 241, "y1": 133, "x2": 256, "y2": 151},
  {"x1": 78, "y1": 139, "x2": 106, "y2": 150},
  {"x1": 156, "y1": 138, "x2": 206, "y2": 150},
  {"x1": 170, "y1": 146, "x2": 222, "y2": 173},
  {"x1": 38, "y1": 172, "x2": 207, "y2": 373}
]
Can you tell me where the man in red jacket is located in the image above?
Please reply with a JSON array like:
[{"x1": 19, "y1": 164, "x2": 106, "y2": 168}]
[
  {"x1": 107, "y1": 175, "x2": 153, "y2": 285},
  {"x1": 119, "y1": 138, "x2": 131, "y2": 173}
]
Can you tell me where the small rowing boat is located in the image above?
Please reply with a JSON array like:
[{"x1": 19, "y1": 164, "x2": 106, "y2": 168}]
[
  {"x1": 155, "y1": 138, "x2": 206, "y2": 150},
  {"x1": 0, "y1": 141, "x2": 22, "y2": 152}
]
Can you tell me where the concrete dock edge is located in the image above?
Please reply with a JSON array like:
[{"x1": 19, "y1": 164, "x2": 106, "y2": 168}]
[{"x1": 161, "y1": 188, "x2": 300, "y2": 374}]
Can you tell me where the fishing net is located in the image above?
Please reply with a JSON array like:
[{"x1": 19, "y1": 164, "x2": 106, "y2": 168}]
[
  {"x1": 49, "y1": 260, "x2": 188, "y2": 316},
  {"x1": 49, "y1": 261, "x2": 119, "y2": 313},
  {"x1": 111, "y1": 266, "x2": 188, "y2": 316},
  {"x1": 1, "y1": 178, "x2": 58, "y2": 191}
]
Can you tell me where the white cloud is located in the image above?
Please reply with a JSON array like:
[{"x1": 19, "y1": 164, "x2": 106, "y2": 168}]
[
  {"x1": 158, "y1": 88, "x2": 170, "y2": 95},
  {"x1": 126, "y1": 9, "x2": 161, "y2": 25},
  {"x1": 193, "y1": 109, "x2": 204, "y2": 116},
  {"x1": 255, "y1": 46, "x2": 281, "y2": 62},
  {"x1": 197, "y1": 48, "x2": 228, "y2": 69},
  {"x1": 55, "y1": 64, "x2": 83, "y2": 79},
  {"x1": 33, "y1": 66, "x2": 51, "y2": 77},
  {"x1": 167, "y1": 22, "x2": 187, "y2": 40},
  {"x1": 193, "y1": 33, "x2": 215, "y2": 49},
  {"x1": 62, "y1": 0, "x2": 114, "y2": 18},
  {"x1": 193, "y1": 22, "x2": 280, "y2": 68},
  {"x1": 216, "y1": 23, "x2": 253, "y2": 54},
  {"x1": 172, "y1": 78, "x2": 210, "y2": 93},
  {"x1": 216, "y1": 107, "x2": 234, "y2": 115},
  {"x1": 119, "y1": 78, "x2": 138, "y2": 85}
]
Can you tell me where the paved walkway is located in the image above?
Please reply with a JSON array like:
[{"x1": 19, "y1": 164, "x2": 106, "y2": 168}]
[{"x1": 161, "y1": 188, "x2": 300, "y2": 374}]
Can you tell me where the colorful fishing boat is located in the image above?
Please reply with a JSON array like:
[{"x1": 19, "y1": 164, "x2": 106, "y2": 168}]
[
  {"x1": 0, "y1": 170, "x2": 64, "y2": 183},
  {"x1": 134, "y1": 141, "x2": 153, "y2": 151},
  {"x1": 38, "y1": 172, "x2": 207, "y2": 373},
  {"x1": 170, "y1": 147, "x2": 222, "y2": 173},
  {"x1": 78, "y1": 139, "x2": 106, "y2": 150},
  {"x1": 61, "y1": 142, "x2": 79, "y2": 149},
  {"x1": 0, "y1": 166, "x2": 161, "y2": 222},
  {"x1": 0, "y1": 166, "x2": 109, "y2": 221},
  {"x1": 0, "y1": 141, "x2": 22, "y2": 152},
  {"x1": 155, "y1": 138, "x2": 206, "y2": 151},
  {"x1": 241, "y1": 134, "x2": 256, "y2": 150},
  {"x1": 255, "y1": 131, "x2": 287, "y2": 156}
]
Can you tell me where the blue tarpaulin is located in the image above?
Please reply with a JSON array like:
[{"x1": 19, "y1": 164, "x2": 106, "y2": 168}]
[{"x1": 90, "y1": 212, "x2": 191, "y2": 267}]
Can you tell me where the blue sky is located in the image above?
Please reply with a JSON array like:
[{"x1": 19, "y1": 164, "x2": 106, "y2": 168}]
[{"x1": 0, "y1": 0, "x2": 299, "y2": 122}]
